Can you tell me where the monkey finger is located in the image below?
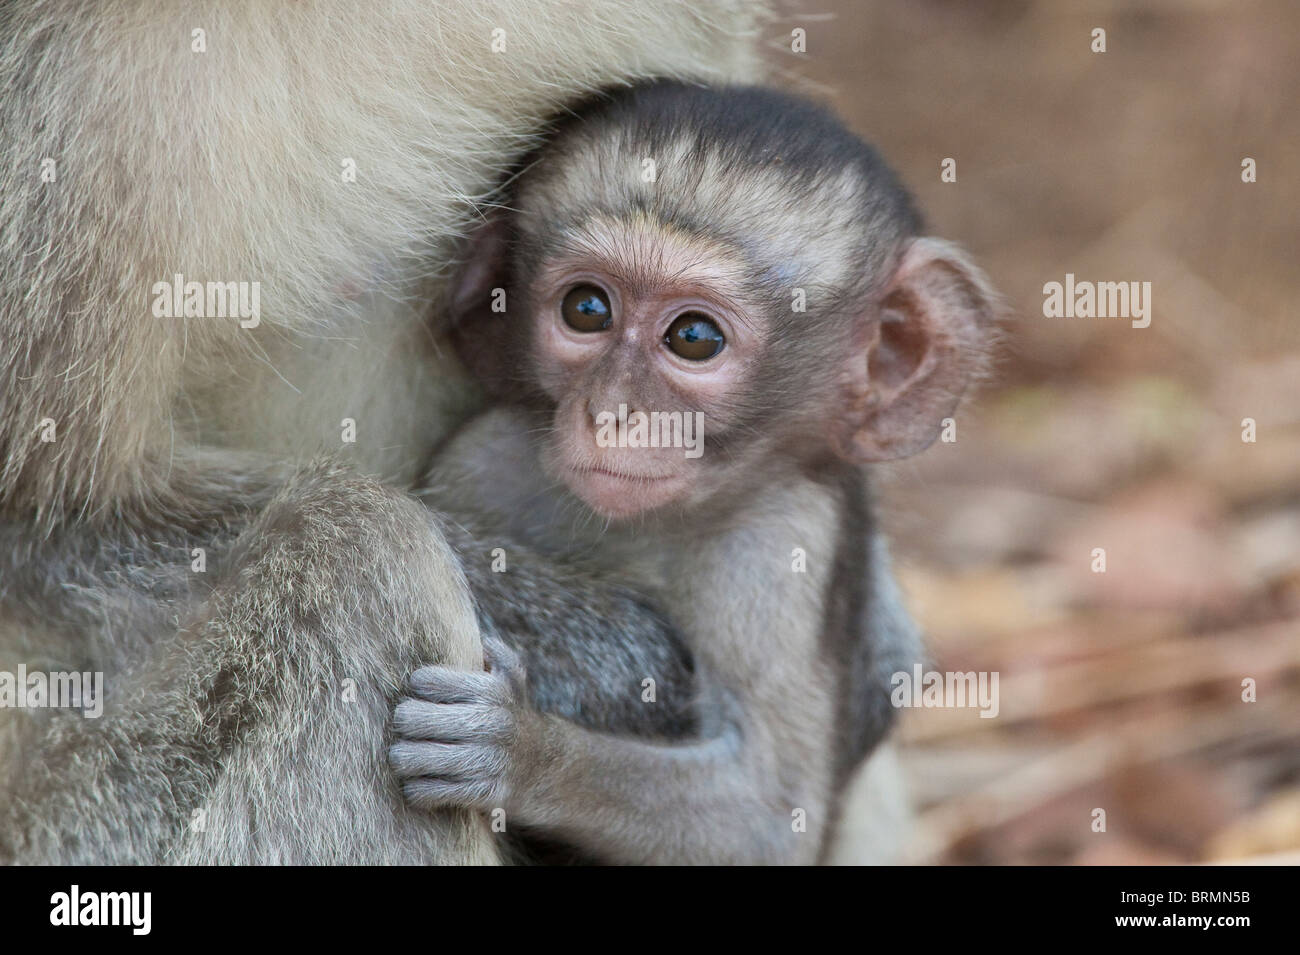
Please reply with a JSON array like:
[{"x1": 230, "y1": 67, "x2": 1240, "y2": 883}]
[
  {"x1": 481, "y1": 635, "x2": 522, "y2": 674},
  {"x1": 401, "y1": 778, "x2": 500, "y2": 812},
  {"x1": 407, "y1": 665, "x2": 510, "y2": 705},
  {"x1": 481, "y1": 636, "x2": 527, "y2": 692},
  {"x1": 387, "y1": 740, "x2": 506, "y2": 781},
  {"x1": 393, "y1": 698, "x2": 514, "y2": 743}
]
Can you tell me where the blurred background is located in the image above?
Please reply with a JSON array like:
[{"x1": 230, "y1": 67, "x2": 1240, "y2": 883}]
[{"x1": 774, "y1": 0, "x2": 1300, "y2": 863}]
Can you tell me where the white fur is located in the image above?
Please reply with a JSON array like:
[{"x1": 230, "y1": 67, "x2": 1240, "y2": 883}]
[{"x1": 0, "y1": 0, "x2": 767, "y2": 506}]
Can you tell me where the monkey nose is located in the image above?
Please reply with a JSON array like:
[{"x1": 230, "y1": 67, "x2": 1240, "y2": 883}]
[
  {"x1": 586, "y1": 398, "x2": 629, "y2": 423},
  {"x1": 584, "y1": 398, "x2": 642, "y2": 439}
]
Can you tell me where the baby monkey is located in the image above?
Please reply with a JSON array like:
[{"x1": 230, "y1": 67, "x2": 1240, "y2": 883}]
[{"x1": 392, "y1": 81, "x2": 998, "y2": 864}]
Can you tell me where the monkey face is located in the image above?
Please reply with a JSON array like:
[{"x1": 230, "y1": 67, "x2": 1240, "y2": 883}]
[
  {"x1": 447, "y1": 82, "x2": 1002, "y2": 525},
  {"x1": 522, "y1": 215, "x2": 769, "y2": 521}
]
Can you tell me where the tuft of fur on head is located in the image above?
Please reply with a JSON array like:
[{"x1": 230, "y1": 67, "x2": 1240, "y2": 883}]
[{"x1": 512, "y1": 81, "x2": 923, "y2": 306}]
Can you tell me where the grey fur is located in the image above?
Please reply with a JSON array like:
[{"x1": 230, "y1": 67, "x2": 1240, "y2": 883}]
[
  {"x1": 404, "y1": 411, "x2": 920, "y2": 864},
  {"x1": 2, "y1": 464, "x2": 493, "y2": 863},
  {"x1": 0, "y1": 459, "x2": 694, "y2": 864}
]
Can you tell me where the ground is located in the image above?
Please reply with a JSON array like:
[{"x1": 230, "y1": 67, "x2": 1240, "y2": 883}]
[{"x1": 777, "y1": 0, "x2": 1300, "y2": 863}]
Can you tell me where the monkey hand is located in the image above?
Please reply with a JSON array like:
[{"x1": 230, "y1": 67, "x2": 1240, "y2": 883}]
[{"x1": 388, "y1": 637, "x2": 535, "y2": 815}]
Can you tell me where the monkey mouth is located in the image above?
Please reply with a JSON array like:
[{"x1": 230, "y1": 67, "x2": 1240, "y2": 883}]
[
  {"x1": 586, "y1": 466, "x2": 673, "y2": 482},
  {"x1": 570, "y1": 464, "x2": 686, "y2": 518}
]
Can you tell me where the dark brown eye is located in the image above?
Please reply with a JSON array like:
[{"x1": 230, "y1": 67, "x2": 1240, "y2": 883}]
[
  {"x1": 561, "y1": 285, "x2": 613, "y2": 332},
  {"x1": 665, "y1": 313, "x2": 725, "y2": 361}
]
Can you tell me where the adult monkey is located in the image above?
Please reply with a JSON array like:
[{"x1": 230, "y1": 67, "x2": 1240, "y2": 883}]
[{"x1": 0, "y1": 1, "x2": 771, "y2": 864}]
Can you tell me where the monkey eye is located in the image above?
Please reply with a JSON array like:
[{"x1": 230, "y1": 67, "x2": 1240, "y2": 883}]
[
  {"x1": 561, "y1": 285, "x2": 613, "y2": 332},
  {"x1": 665, "y1": 313, "x2": 725, "y2": 361}
]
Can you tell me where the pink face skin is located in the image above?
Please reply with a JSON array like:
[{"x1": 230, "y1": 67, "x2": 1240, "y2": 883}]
[{"x1": 525, "y1": 218, "x2": 766, "y2": 520}]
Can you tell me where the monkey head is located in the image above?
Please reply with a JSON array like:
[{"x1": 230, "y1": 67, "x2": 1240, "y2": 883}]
[{"x1": 449, "y1": 83, "x2": 1000, "y2": 523}]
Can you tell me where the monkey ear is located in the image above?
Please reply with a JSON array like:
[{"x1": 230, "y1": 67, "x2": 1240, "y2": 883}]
[
  {"x1": 446, "y1": 213, "x2": 514, "y2": 390},
  {"x1": 836, "y1": 237, "x2": 1000, "y2": 463},
  {"x1": 447, "y1": 212, "x2": 511, "y2": 327}
]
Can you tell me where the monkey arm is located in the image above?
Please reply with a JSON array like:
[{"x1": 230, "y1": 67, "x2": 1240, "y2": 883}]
[
  {"x1": 1, "y1": 463, "x2": 497, "y2": 864},
  {"x1": 391, "y1": 646, "x2": 828, "y2": 866},
  {"x1": 435, "y1": 520, "x2": 697, "y2": 738},
  {"x1": 512, "y1": 710, "x2": 824, "y2": 865}
]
